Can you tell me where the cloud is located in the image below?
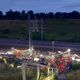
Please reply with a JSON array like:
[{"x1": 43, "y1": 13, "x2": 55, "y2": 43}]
[
  {"x1": 10, "y1": 0, "x2": 65, "y2": 11},
  {"x1": 64, "y1": 3, "x2": 80, "y2": 8},
  {"x1": 0, "y1": 0, "x2": 80, "y2": 12}
]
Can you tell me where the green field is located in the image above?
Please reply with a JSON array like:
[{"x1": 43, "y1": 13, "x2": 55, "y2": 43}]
[{"x1": 0, "y1": 19, "x2": 80, "y2": 42}]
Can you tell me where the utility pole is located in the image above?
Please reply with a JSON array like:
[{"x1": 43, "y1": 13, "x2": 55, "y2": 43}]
[
  {"x1": 35, "y1": 15, "x2": 39, "y2": 32},
  {"x1": 28, "y1": 14, "x2": 31, "y2": 50},
  {"x1": 41, "y1": 19, "x2": 43, "y2": 40},
  {"x1": 28, "y1": 14, "x2": 33, "y2": 56}
]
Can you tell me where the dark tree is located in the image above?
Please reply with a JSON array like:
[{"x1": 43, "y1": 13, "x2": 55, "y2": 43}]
[
  {"x1": 0, "y1": 11, "x2": 3, "y2": 19},
  {"x1": 13, "y1": 11, "x2": 20, "y2": 19},
  {"x1": 61, "y1": 12, "x2": 68, "y2": 19},
  {"x1": 39, "y1": 13, "x2": 47, "y2": 19},
  {"x1": 6, "y1": 9, "x2": 14, "y2": 19},
  {"x1": 27, "y1": 10, "x2": 34, "y2": 19},
  {"x1": 21, "y1": 10, "x2": 26, "y2": 19},
  {"x1": 68, "y1": 11, "x2": 80, "y2": 19},
  {"x1": 6, "y1": 9, "x2": 20, "y2": 19},
  {"x1": 47, "y1": 12, "x2": 54, "y2": 19},
  {"x1": 1, "y1": 10, "x2": 80, "y2": 19},
  {"x1": 54, "y1": 12, "x2": 62, "y2": 19},
  {"x1": 34, "y1": 13, "x2": 41, "y2": 19}
]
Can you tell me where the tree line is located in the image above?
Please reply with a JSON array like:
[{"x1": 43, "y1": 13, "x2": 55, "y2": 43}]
[{"x1": 0, "y1": 10, "x2": 80, "y2": 20}]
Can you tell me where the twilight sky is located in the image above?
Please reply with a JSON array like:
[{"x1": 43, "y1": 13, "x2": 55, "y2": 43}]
[{"x1": 0, "y1": 0, "x2": 80, "y2": 13}]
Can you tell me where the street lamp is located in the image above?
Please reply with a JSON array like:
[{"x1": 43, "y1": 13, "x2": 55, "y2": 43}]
[
  {"x1": 67, "y1": 48, "x2": 71, "y2": 56},
  {"x1": 28, "y1": 14, "x2": 31, "y2": 51},
  {"x1": 52, "y1": 41, "x2": 55, "y2": 52},
  {"x1": 41, "y1": 19, "x2": 43, "y2": 40}
]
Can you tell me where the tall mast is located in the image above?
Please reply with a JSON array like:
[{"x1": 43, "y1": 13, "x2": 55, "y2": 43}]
[{"x1": 41, "y1": 19, "x2": 43, "y2": 40}]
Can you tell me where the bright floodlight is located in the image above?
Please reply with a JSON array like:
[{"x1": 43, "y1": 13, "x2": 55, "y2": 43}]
[
  {"x1": 40, "y1": 54, "x2": 44, "y2": 57},
  {"x1": 58, "y1": 51, "x2": 63, "y2": 54},
  {"x1": 34, "y1": 58, "x2": 39, "y2": 62},
  {"x1": 17, "y1": 65, "x2": 21, "y2": 68},
  {"x1": 28, "y1": 48, "x2": 31, "y2": 52},
  {"x1": 6, "y1": 51, "x2": 13, "y2": 55},
  {"x1": 67, "y1": 49, "x2": 71, "y2": 52}
]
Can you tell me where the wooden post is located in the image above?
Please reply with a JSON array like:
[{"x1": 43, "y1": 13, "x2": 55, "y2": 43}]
[
  {"x1": 37, "y1": 64, "x2": 40, "y2": 80},
  {"x1": 22, "y1": 63, "x2": 26, "y2": 80}
]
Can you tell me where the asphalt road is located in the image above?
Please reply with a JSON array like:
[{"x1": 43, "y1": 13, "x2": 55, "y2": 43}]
[{"x1": 0, "y1": 39, "x2": 80, "y2": 52}]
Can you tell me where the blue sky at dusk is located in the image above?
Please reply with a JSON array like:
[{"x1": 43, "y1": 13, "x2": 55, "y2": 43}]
[{"x1": 0, "y1": 0, "x2": 80, "y2": 13}]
